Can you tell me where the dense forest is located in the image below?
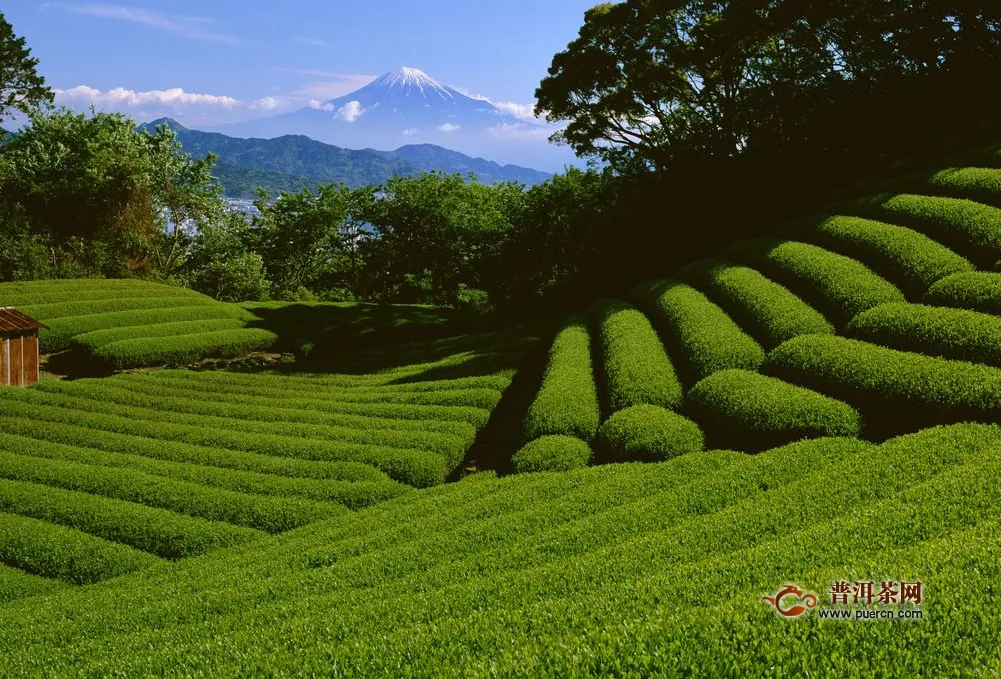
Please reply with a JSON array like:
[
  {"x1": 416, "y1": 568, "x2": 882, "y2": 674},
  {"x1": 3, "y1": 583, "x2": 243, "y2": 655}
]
[{"x1": 2, "y1": 2, "x2": 1000, "y2": 312}]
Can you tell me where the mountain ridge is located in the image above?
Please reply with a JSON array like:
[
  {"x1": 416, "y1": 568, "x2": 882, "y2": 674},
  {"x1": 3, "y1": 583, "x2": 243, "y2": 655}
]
[{"x1": 140, "y1": 117, "x2": 551, "y2": 198}]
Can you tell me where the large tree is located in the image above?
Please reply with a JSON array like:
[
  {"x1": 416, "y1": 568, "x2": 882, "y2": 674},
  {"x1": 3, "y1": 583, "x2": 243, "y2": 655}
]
[
  {"x1": 0, "y1": 11, "x2": 52, "y2": 123},
  {"x1": 536, "y1": 0, "x2": 1001, "y2": 175}
]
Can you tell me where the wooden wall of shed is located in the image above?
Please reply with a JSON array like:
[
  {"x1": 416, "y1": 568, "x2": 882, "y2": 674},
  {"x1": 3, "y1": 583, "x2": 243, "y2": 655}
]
[
  {"x1": 0, "y1": 336, "x2": 7, "y2": 386},
  {"x1": 0, "y1": 333, "x2": 39, "y2": 387}
]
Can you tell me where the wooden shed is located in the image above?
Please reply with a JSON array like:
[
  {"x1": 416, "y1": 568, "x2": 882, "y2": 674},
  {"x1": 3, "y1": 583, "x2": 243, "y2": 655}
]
[{"x1": 0, "y1": 307, "x2": 44, "y2": 387}]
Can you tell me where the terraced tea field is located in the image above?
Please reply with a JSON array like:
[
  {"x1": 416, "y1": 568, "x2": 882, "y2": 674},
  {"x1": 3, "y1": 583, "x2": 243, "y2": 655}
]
[
  {"x1": 5, "y1": 163, "x2": 1001, "y2": 676},
  {"x1": 516, "y1": 167, "x2": 1001, "y2": 469},
  {"x1": 0, "y1": 279, "x2": 274, "y2": 368}
]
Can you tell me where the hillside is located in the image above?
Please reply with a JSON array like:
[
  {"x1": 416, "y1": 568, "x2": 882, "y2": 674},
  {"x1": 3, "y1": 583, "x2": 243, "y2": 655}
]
[
  {"x1": 138, "y1": 119, "x2": 552, "y2": 198},
  {"x1": 5, "y1": 153, "x2": 1001, "y2": 674}
]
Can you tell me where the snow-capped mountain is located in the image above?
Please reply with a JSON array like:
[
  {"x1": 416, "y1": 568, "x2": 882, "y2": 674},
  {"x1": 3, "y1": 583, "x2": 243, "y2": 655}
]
[{"x1": 214, "y1": 67, "x2": 577, "y2": 171}]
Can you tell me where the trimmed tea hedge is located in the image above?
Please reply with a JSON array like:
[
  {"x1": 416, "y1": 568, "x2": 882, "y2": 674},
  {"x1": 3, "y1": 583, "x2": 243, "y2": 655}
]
[
  {"x1": 512, "y1": 436, "x2": 593, "y2": 473},
  {"x1": 0, "y1": 450, "x2": 347, "y2": 533},
  {"x1": 41, "y1": 305, "x2": 251, "y2": 352},
  {"x1": 675, "y1": 259, "x2": 832, "y2": 350},
  {"x1": 861, "y1": 193, "x2": 1001, "y2": 268},
  {"x1": 0, "y1": 512, "x2": 162, "y2": 584},
  {"x1": 0, "y1": 479, "x2": 263, "y2": 559},
  {"x1": 924, "y1": 271, "x2": 1001, "y2": 315},
  {"x1": 72, "y1": 319, "x2": 249, "y2": 352},
  {"x1": 522, "y1": 316, "x2": 601, "y2": 442},
  {"x1": 683, "y1": 369, "x2": 861, "y2": 451},
  {"x1": 846, "y1": 302, "x2": 1001, "y2": 367},
  {"x1": 595, "y1": 404, "x2": 704, "y2": 462},
  {"x1": 764, "y1": 334, "x2": 1001, "y2": 435},
  {"x1": 633, "y1": 279, "x2": 765, "y2": 384},
  {"x1": 591, "y1": 299, "x2": 682, "y2": 412},
  {"x1": 19, "y1": 296, "x2": 217, "y2": 321},
  {"x1": 723, "y1": 238, "x2": 905, "y2": 327},
  {"x1": 803, "y1": 215, "x2": 973, "y2": 299},
  {"x1": 926, "y1": 167, "x2": 1001, "y2": 209},
  {"x1": 92, "y1": 329, "x2": 278, "y2": 368}
]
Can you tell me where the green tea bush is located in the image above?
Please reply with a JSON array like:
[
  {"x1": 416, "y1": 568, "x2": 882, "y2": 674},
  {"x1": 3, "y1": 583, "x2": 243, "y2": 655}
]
[
  {"x1": 20, "y1": 296, "x2": 218, "y2": 320},
  {"x1": 926, "y1": 167, "x2": 1001, "y2": 209},
  {"x1": 723, "y1": 238, "x2": 905, "y2": 327},
  {"x1": 803, "y1": 215, "x2": 973, "y2": 299},
  {"x1": 72, "y1": 319, "x2": 248, "y2": 351},
  {"x1": 764, "y1": 334, "x2": 1001, "y2": 435},
  {"x1": 92, "y1": 329, "x2": 278, "y2": 368},
  {"x1": 0, "y1": 397, "x2": 449, "y2": 488},
  {"x1": 0, "y1": 421, "x2": 386, "y2": 483},
  {"x1": 846, "y1": 302, "x2": 1001, "y2": 367},
  {"x1": 512, "y1": 436, "x2": 593, "y2": 473},
  {"x1": 0, "y1": 479, "x2": 263, "y2": 559},
  {"x1": 683, "y1": 369, "x2": 861, "y2": 451},
  {"x1": 0, "y1": 432, "x2": 408, "y2": 510},
  {"x1": 861, "y1": 193, "x2": 1001, "y2": 268},
  {"x1": 591, "y1": 299, "x2": 682, "y2": 412},
  {"x1": 0, "y1": 512, "x2": 162, "y2": 584},
  {"x1": 0, "y1": 450, "x2": 346, "y2": 533},
  {"x1": 924, "y1": 271, "x2": 1001, "y2": 314},
  {"x1": 41, "y1": 305, "x2": 251, "y2": 352},
  {"x1": 675, "y1": 259, "x2": 832, "y2": 350},
  {"x1": 595, "y1": 404, "x2": 704, "y2": 462},
  {"x1": 633, "y1": 280, "x2": 765, "y2": 384},
  {"x1": 523, "y1": 316, "x2": 601, "y2": 442}
]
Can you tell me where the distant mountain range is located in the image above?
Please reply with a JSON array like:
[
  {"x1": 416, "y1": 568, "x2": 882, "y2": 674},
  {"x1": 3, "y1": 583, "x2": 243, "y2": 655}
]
[
  {"x1": 212, "y1": 66, "x2": 578, "y2": 172},
  {"x1": 139, "y1": 118, "x2": 552, "y2": 198}
]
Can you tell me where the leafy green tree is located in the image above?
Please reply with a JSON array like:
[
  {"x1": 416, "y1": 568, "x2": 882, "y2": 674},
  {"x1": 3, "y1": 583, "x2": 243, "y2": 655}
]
[
  {"x1": 0, "y1": 11, "x2": 52, "y2": 123},
  {"x1": 185, "y1": 211, "x2": 269, "y2": 301},
  {"x1": 252, "y1": 184, "x2": 351, "y2": 299},
  {"x1": 0, "y1": 108, "x2": 223, "y2": 279},
  {"x1": 358, "y1": 172, "x2": 524, "y2": 304}
]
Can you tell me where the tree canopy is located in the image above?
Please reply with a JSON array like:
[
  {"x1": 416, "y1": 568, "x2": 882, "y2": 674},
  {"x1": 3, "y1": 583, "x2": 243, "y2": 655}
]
[{"x1": 0, "y1": 11, "x2": 52, "y2": 123}]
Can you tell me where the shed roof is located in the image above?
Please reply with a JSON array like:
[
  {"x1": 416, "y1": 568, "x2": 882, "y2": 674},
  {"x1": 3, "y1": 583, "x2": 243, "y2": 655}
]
[{"x1": 0, "y1": 307, "x2": 45, "y2": 333}]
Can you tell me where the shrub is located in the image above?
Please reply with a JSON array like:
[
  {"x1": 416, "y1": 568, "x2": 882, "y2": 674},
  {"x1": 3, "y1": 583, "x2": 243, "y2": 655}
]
[
  {"x1": 72, "y1": 319, "x2": 248, "y2": 352},
  {"x1": 924, "y1": 271, "x2": 1001, "y2": 315},
  {"x1": 595, "y1": 404, "x2": 704, "y2": 462},
  {"x1": 633, "y1": 279, "x2": 765, "y2": 384},
  {"x1": 590, "y1": 299, "x2": 682, "y2": 413},
  {"x1": 523, "y1": 315, "x2": 601, "y2": 442},
  {"x1": 92, "y1": 328, "x2": 279, "y2": 368},
  {"x1": 846, "y1": 302, "x2": 1001, "y2": 368},
  {"x1": 675, "y1": 259, "x2": 832, "y2": 350},
  {"x1": 722, "y1": 238, "x2": 905, "y2": 328},
  {"x1": 763, "y1": 334, "x2": 1001, "y2": 436},
  {"x1": 0, "y1": 479, "x2": 263, "y2": 560},
  {"x1": 0, "y1": 512, "x2": 162, "y2": 584},
  {"x1": 683, "y1": 369, "x2": 861, "y2": 452},
  {"x1": 19, "y1": 295, "x2": 218, "y2": 320},
  {"x1": 512, "y1": 436, "x2": 593, "y2": 473},
  {"x1": 925, "y1": 167, "x2": 1001, "y2": 209},
  {"x1": 857, "y1": 193, "x2": 1001, "y2": 268},
  {"x1": 802, "y1": 215, "x2": 973, "y2": 299},
  {"x1": 41, "y1": 305, "x2": 251, "y2": 352}
]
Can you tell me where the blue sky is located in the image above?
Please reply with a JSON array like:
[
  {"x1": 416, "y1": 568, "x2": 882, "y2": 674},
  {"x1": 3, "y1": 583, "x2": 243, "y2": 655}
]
[{"x1": 3, "y1": 1, "x2": 598, "y2": 128}]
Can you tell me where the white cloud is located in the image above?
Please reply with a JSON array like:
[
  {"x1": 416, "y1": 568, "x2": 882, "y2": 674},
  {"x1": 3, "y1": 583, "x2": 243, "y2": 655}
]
[
  {"x1": 294, "y1": 36, "x2": 329, "y2": 47},
  {"x1": 334, "y1": 100, "x2": 365, "y2": 122},
  {"x1": 307, "y1": 99, "x2": 336, "y2": 111},
  {"x1": 52, "y1": 3, "x2": 238, "y2": 44},
  {"x1": 56, "y1": 85, "x2": 241, "y2": 108},
  {"x1": 437, "y1": 122, "x2": 460, "y2": 133},
  {"x1": 251, "y1": 96, "x2": 291, "y2": 111},
  {"x1": 402, "y1": 128, "x2": 417, "y2": 136},
  {"x1": 486, "y1": 122, "x2": 553, "y2": 139},
  {"x1": 452, "y1": 86, "x2": 541, "y2": 121}
]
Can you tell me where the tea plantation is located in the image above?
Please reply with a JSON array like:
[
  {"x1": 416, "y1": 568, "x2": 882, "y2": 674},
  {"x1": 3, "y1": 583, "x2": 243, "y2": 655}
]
[{"x1": 5, "y1": 160, "x2": 1001, "y2": 675}]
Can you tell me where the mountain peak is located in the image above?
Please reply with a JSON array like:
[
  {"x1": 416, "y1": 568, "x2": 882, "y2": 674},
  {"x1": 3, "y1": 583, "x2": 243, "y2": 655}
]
[{"x1": 369, "y1": 66, "x2": 455, "y2": 101}]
